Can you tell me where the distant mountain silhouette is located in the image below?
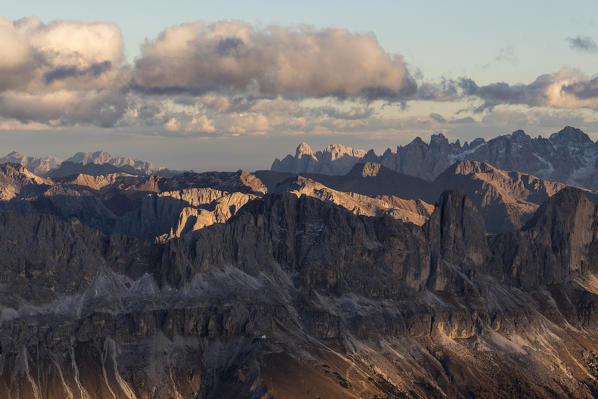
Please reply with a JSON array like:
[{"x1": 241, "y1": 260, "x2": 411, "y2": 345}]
[{"x1": 272, "y1": 126, "x2": 598, "y2": 190}]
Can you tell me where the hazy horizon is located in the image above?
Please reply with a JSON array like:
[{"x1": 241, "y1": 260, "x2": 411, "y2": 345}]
[{"x1": 2, "y1": 125, "x2": 598, "y2": 172}]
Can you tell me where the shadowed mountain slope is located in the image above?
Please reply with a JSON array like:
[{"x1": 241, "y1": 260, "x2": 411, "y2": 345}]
[
  {"x1": 263, "y1": 159, "x2": 595, "y2": 233},
  {"x1": 2, "y1": 189, "x2": 598, "y2": 397}
]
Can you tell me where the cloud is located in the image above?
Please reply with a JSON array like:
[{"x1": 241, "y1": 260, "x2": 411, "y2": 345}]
[
  {"x1": 562, "y1": 76, "x2": 598, "y2": 99},
  {"x1": 449, "y1": 116, "x2": 475, "y2": 124},
  {"x1": 0, "y1": 17, "x2": 125, "y2": 91},
  {"x1": 164, "y1": 113, "x2": 215, "y2": 135},
  {"x1": 495, "y1": 46, "x2": 516, "y2": 63},
  {"x1": 479, "y1": 107, "x2": 587, "y2": 130},
  {"x1": 459, "y1": 69, "x2": 598, "y2": 111},
  {"x1": 44, "y1": 61, "x2": 113, "y2": 84},
  {"x1": 0, "y1": 17, "x2": 128, "y2": 127},
  {"x1": 429, "y1": 113, "x2": 446, "y2": 123},
  {"x1": 224, "y1": 113, "x2": 270, "y2": 136},
  {"x1": 481, "y1": 46, "x2": 517, "y2": 71},
  {"x1": 2, "y1": 16, "x2": 597, "y2": 136},
  {"x1": 0, "y1": 89, "x2": 128, "y2": 127},
  {"x1": 416, "y1": 79, "x2": 460, "y2": 101},
  {"x1": 319, "y1": 106, "x2": 373, "y2": 120},
  {"x1": 567, "y1": 36, "x2": 598, "y2": 52},
  {"x1": 132, "y1": 20, "x2": 416, "y2": 100}
]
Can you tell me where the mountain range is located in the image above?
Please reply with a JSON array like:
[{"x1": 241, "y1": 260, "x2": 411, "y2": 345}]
[
  {"x1": 272, "y1": 126, "x2": 598, "y2": 189},
  {"x1": 3, "y1": 127, "x2": 598, "y2": 397},
  {"x1": 0, "y1": 150, "x2": 177, "y2": 177}
]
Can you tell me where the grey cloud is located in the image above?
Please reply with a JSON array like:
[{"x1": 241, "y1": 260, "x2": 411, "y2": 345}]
[
  {"x1": 216, "y1": 37, "x2": 244, "y2": 56},
  {"x1": 44, "y1": 61, "x2": 112, "y2": 84},
  {"x1": 0, "y1": 90, "x2": 128, "y2": 127},
  {"x1": 320, "y1": 106, "x2": 374, "y2": 120},
  {"x1": 66, "y1": 92, "x2": 128, "y2": 128},
  {"x1": 132, "y1": 21, "x2": 417, "y2": 101},
  {"x1": 458, "y1": 78, "x2": 532, "y2": 111},
  {"x1": 495, "y1": 46, "x2": 516, "y2": 63},
  {"x1": 481, "y1": 46, "x2": 517, "y2": 70},
  {"x1": 458, "y1": 69, "x2": 598, "y2": 111},
  {"x1": 429, "y1": 112, "x2": 474, "y2": 125},
  {"x1": 0, "y1": 18, "x2": 124, "y2": 92},
  {"x1": 0, "y1": 17, "x2": 128, "y2": 128},
  {"x1": 567, "y1": 36, "x2": 598, "y2": 52},
  {"x1": 449, "y1": 116, "x2": 475, "y2": 124},
  {"x1": 562, "y1": 76, "x2": 598, "y2": 99},
  {"x1": 416, "y1": 80, "x2": 460, "y2": 101},
  {"x1": 429, "y1": 113, "x2": 446, "y2": 123},
  {"x1": 137, "y1": 104, "x2": 162, "y2": 121}
]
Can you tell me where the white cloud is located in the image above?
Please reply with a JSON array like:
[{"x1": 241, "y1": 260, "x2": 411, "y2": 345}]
[
  {"x1": 164, "y1": 113, "x2": 215, "y2": 134},
  {"x1": 0, "y1": 17, "x2": 127, "y2": 127},
  {"x1": 460, "y1": 68, "x2": 598, "y2": 111},
  {"x1": 0, "y1": 17, "x2": 125, "y2": 91},
  {"x1": 133, "y1": 20, "x2": 416, "y2": 100},
  {"x1": 224, "y1": 113, "x2": 270, "y2": 136}
]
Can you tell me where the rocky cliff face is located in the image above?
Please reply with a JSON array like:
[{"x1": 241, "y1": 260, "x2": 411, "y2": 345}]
[
  {"x1": 3, "y1": 183, "x2": 598, "y2": 397},
  {"x1": 433, "y1": 159, "x2": 572, "y2": 232},
  {"x1": 263, "y1": 159, "x2": 585, "y2": 234},
  {"x1": 489, "y1": 187, "x2": 598, "y2": 288},
  {"x1": 273, "y1": 175, "x2": 434, "y2": 225},
  {"x1": 0, "y1": 163, "x2": 439, "y2": 244},
  {"x1": 271, "y1": 142, "x2": 369, "y2": 175},
  {"x1": 272, "y1": 126, "x2": 598, "y2": 190},
  {"x1": 0, "y1": 166, "x2": 264, "y2": 244}
]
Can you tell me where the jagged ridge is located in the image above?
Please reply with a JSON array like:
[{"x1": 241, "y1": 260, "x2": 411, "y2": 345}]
[{"x1": 272, "y1": 126, "x2": 598, "y2": 190}]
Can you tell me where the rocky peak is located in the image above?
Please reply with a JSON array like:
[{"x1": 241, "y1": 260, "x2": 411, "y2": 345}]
[
  {"x1": 238, "y1": 171, "x2": 268, "y2": 194},
  {"x1": 67, "y1": 150, "x2": 112, "y2": 164},
  {"x1": 321, "y1": 143, "x2": 367, "y2": 161},
  {"x1": 408, "y1": 137, "x2": 427, "y2": 148},
  {"x1": 5, "y1": 151, "x2": 20, "y2": 158},
  {"x1": 295, "y1": 142, "x2": 315, "y2": 159},
  {"x1": 510, "y1": 129, "x2": 531, "y2": 143},
  {"x1": 523, "y1": 187, "x2": 597, "y2": 232},
  {"x1": 490, "y1": 187, "x2": 598, "y2": 287},
  {"x1": 445, "y1": 159, "x2": 497, "y2": 176},
  {"x1": 0, "y1": 162, "x2": 49, "y2": 183},
  {"x1": 270, "y1": 126, "x2": 598, "y2": 189},
  {"x1": 65, "y1": 151, "x2": 155, "y2": 173},
  {"x1": 0, "y1": 151, "x2": 63, "y2": 176},
  {"x1": 364, "y1": 149, "x2": 378, "y2": 162},
  {"x1": 0, "y1": 162, "x2": 26, "y2": 174},
  {"x1": 157, "y1": 170, "x2": 267, "y2": 195},
  {"x1": 0, "y1": 162, "x2": 52, "y2": 200},
  {"x1": 349, "y1": 162, "x2": 384, "y2": 178},
  {"x1": 549, "y1": 126, "x2": 593, "y2": 147},
  {"x1": 429, "y1": 133, "x2": 449, "y2": 147},
  {"x1": 425, "y1": 190, "x2": 488, "y2": 268}
]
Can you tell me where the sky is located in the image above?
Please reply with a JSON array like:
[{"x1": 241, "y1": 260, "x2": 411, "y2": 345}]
[{"x1": 1, "y1": 1, "x2": 598, "y2": 171}]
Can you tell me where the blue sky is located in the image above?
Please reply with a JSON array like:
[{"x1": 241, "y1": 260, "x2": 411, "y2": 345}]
[{"x1": 1, "y1": 1, "x2": 598, "y2": 170}]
